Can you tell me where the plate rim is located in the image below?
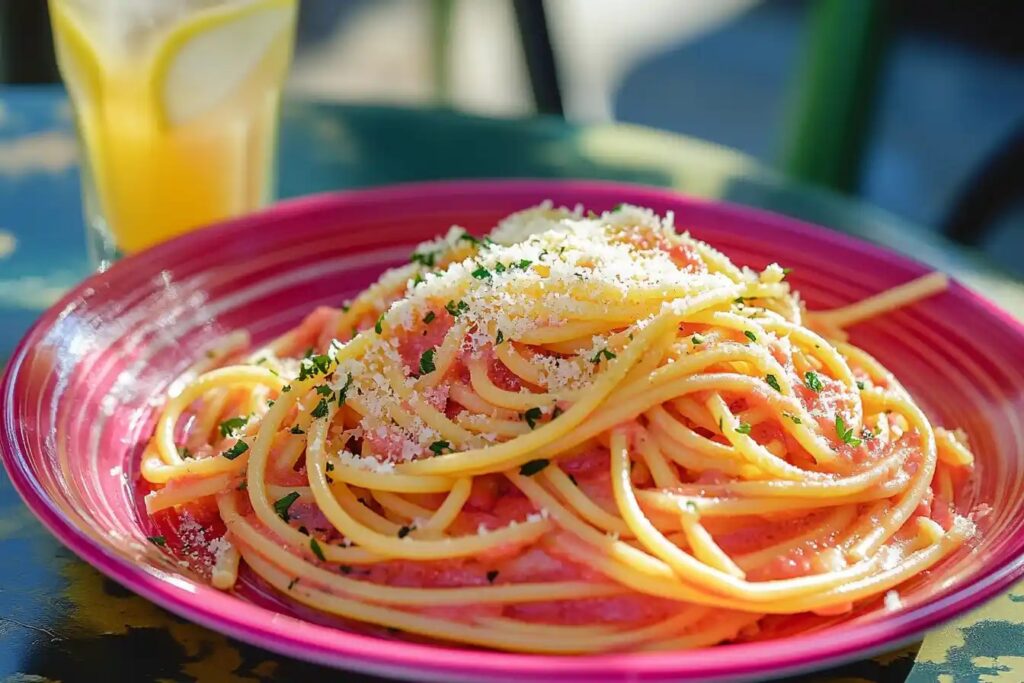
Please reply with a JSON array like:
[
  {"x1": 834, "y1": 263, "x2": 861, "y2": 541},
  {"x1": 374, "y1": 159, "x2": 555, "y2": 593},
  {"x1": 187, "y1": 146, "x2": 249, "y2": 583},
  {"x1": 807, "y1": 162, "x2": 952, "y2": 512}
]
[{"x1": 3, "y1": 178, "x2": 1024, "y2": 682}]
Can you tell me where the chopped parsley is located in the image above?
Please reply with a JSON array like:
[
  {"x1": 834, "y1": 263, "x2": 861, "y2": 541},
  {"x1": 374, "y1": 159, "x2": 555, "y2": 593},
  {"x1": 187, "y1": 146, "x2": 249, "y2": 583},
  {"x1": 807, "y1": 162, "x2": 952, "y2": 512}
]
[
  {"x1": 765, "y1": 374, "x2": 782, "y2": 392},
  {"x1": 495, "y1": 330, "x2": 505, "y2": 345},
  {"x1": 311, "y1": 398, "x2": 330, "y2": 419},
  {"x1": 410, "y1": 250, "x2": 438, "y2": 267},
  {"x1": 735, "y1": 422, "x2": 752, "y2": 435},
  {"x1": 516, "y1": 259, "x2": 532, "y2": 269},
  {"x1": 176, "y1": 445, "x2": 193, "y2": 459},
  {"x1": 458, "y1": 230, "x2": 480, "y2": 245},
  {"x1": 374, "y1": 314, "x2": 385, "y2": 334},
  {"x1": 221, "y1": 440, "x2": 249, "y2": 460},
  {"x1": 290, "y1": 425, "x2": 305, "y2": 435},
  {"x1": 419, "y1": 348, "x2": 436, "y2": 375},
  {"x1": 782, "y1": 267, "x2": 793, "y2": 277},
  {"x1": 784, "y1": 412, "x2": 803, "y2": 425},
  {"x1": 804, "y1": 371, "x2": 823, "y2": 393},
  {"x1": 523, "y1": 406, "x2": 543, "y2": 429},
  {"x1": 337, "y1": 374, "x2": 354, "y2": 405},
  {"x1": 612, "y1": 203, "x2": 624, "y2": 211},
  {"x1": 591, "y1": 348, "x2": 616, "y2": 364},
  {"x1": 494, "y1": 262, "x2": 507, "y2": 273},
  {"x1": 486, "y1": 570, "x2": 499, "y2": 584},
  {"x1": 273, "y1": 491, "x2": 300, "y2": 521},
  {"x1": 744, "y1": 330, "x2": 757, "y2": 342},
  {"x1": 445, "y1": 299, "x2": 469, "y2": 317},
  {"x1": 856, "y1": 380, "x2": 866, "y2": 390},
  {"x1": 397, "y1": 525, "x2": 412, "y2": 539},
  {"x1": 314, "y1": 384, "x2": 334, "y2": 397},
  {"x1": 218, "y1": 415, "x2": 249, "y2": 438},
  {"x1": 429, "y1": 440, "x2": 451, "y2": 456},
  {"x1": 147, "y1": 535, "x2": 166, "y2": 547},
  {"x1": 422, "y1": 311, "x2": 436, "y2": 324},
  {"x1": 835, "y1": 414, "x2": 862, "y2": 447},
  {"x1": 690, "y1": 333, "x2": 704, "y2": 345},
  {"x1": 297, "y1": 353, "x2": 331, "y2": 381},
  {"x1": 310, "y1": 538, "x2": 325, "y2": 561},
  {"x1": 519, "y1": 458, "x2": 550, "y2": 476},
  {"x1": 287, "y1": 578, "x2": 299, "y2": 590},
  {"x1": 281, "y1": 385, "x2": 291, "y2": 393},
  {"x1": 471, "y1": 265, "x2": 491, "y2": 280},
  {"x1": 412, "y1": 273, "x2": 425, "y2": 287}
]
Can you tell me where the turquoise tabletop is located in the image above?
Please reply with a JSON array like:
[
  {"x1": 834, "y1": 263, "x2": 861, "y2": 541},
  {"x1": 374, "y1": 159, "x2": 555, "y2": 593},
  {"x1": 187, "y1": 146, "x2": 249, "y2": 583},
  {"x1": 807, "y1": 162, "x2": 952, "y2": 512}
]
[{"x1": 1, "y1": 85, "x2": 1022, "y2": 682}]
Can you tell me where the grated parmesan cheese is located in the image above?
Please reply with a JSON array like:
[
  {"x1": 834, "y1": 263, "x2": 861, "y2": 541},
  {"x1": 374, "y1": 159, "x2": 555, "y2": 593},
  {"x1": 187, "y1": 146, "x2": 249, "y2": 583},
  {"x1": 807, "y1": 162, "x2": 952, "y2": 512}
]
[{"x1": 325, "y1": 203, "x2": 742, "y2": 466}]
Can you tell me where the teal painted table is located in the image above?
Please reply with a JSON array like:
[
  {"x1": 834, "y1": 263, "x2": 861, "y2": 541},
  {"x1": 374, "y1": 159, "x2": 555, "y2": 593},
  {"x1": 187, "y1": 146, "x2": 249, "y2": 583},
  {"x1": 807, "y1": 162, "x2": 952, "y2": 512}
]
[{"x1": 1, "y1": 85, "x2": 1023, "y2": 682}]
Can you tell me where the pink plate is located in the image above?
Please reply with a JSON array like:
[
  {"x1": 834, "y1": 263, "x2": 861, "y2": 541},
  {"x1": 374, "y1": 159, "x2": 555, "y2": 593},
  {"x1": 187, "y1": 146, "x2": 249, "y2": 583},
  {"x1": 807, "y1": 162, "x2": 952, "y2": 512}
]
[{"x1": 3, "y1": 180, "x2": 1024, "y2": 682}]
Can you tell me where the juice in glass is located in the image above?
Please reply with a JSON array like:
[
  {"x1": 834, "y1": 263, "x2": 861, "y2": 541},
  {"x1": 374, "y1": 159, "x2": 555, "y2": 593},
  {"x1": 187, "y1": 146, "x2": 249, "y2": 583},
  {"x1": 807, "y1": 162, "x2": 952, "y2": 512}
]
[{"x1": 49, "y1": 0, "x2": 298, "y2": 264}]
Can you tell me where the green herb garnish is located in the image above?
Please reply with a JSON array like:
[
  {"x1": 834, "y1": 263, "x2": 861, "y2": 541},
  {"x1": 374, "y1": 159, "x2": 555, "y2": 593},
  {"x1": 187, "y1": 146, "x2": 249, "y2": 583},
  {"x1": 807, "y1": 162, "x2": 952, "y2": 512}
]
[
  {"x1": 218, "y1": 415, "x2": 249, "y2": 438},
  {"x1": 765, "y1": 374, "x2": 781, "y2": 392},
  {"x1": 445, "y1": 299, "x2": 469, "y2": 317},
  {"x1": 744, "y1": 330, "x2": 757, "y2": 342},
  {"x1": 735, "y1": 422, "x2": 752, "y2": 435},
  {"x1": 310, "y1": 398, "x2": 330, "y2": 419},
  {"x1": 419, "y1": 348, "x2": 436, "y2": 375},
  {"x1": 337, "y1": 374, "x2": 354, "y2": 405},
  {"x1": 410, "y1": 250, "x2": 437, "y2": 267},
  {"x1": 423, "y1": 311, "x2": 436, "y2": 324},
  {"x1": 273, "y1": 491, "x2": 300, "y2": 522},
  {"x1": 523, "y1": 407, "x2": 543, "y2": 429},
  {"x1": 590, "y1": 348, "x2": 616, "y2": 364},
  {"x1": 519, "y1": 459, "x2": 550, "y2": 476},
  {"x1": 836, "y1": 414, "x2": 862, "y2": 447},
  {"x1": 297, "y1": 353, "x2": 331, "y2": 381},
  {"x1": 310, "y1": 538, "x2": 325, "y2": 561},
  {"x1": 147, "y1": 535, "x2": 166, "y2": 547},
  {"x1": 804, "y1": 371, "x2": 823, "y2": 393},
  {"x1": 221, "y1": 440, "x2": 249, "y2": 460},
  {"x1": 429, "y1": 440, "x2": 451, "y2": 456}
]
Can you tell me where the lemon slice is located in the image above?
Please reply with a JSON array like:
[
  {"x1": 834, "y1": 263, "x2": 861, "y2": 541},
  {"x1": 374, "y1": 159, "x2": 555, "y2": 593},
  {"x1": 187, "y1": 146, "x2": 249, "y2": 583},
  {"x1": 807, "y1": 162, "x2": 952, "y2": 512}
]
[{"x1": 153, "y1": 0, "x2": 296, "y2": 128}]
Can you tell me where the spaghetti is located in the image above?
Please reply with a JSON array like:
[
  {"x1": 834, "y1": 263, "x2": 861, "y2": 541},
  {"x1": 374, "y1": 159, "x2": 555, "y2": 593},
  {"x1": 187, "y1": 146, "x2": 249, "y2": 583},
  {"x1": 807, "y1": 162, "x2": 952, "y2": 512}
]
[{"x1": 141, "y1": 203, "x2": 977, "y2": 653}]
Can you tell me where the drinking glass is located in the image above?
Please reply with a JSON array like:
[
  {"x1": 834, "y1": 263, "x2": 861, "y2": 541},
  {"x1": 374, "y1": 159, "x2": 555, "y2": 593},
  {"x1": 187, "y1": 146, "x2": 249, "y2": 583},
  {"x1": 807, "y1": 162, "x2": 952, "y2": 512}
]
[{"x1": 49, "y1": 0, "x2": 298, "y2": 267}]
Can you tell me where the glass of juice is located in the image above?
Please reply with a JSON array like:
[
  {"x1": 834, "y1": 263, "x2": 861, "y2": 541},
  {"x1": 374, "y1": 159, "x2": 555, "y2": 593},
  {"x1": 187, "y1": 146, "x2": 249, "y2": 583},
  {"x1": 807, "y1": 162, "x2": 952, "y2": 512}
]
[{"x1": 49, "y1": 0, "x2": 298, "y2": 267}]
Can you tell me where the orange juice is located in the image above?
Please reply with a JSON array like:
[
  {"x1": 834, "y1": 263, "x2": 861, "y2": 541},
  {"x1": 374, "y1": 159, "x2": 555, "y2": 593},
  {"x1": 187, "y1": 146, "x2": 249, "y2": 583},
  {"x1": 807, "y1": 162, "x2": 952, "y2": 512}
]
[{"x1": 49, "y1": 0, "x2": 297, "y2": 258}]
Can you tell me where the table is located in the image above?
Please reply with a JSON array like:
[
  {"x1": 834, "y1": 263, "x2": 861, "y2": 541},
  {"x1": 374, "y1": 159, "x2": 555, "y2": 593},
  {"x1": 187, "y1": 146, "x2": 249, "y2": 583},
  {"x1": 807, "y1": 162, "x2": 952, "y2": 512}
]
[{"x1": 2, "y1": 85, "x2": 1022, "y2": 682}]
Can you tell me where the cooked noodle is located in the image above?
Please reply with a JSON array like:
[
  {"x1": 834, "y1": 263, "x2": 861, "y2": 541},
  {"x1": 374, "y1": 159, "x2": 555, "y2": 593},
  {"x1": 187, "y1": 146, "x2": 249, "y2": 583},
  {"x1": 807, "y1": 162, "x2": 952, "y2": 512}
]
[{"x1": 140, "y1": 203, "x2": 976, "y2": 653}]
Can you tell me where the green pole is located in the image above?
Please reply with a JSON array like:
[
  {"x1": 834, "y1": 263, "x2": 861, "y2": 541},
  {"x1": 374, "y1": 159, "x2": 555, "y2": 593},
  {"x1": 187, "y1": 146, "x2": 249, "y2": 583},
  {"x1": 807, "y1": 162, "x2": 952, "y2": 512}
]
[{"x1": 780, "y1": 0, "x2": 890, "y2": 194}]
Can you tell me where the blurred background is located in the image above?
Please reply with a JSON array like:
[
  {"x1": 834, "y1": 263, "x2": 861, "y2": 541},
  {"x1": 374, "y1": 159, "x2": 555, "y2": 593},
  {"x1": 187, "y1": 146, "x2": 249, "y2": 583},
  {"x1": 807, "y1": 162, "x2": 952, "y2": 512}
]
[{"x1": 2, "y1": 0, "x2": 1022, "y2": 276}]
